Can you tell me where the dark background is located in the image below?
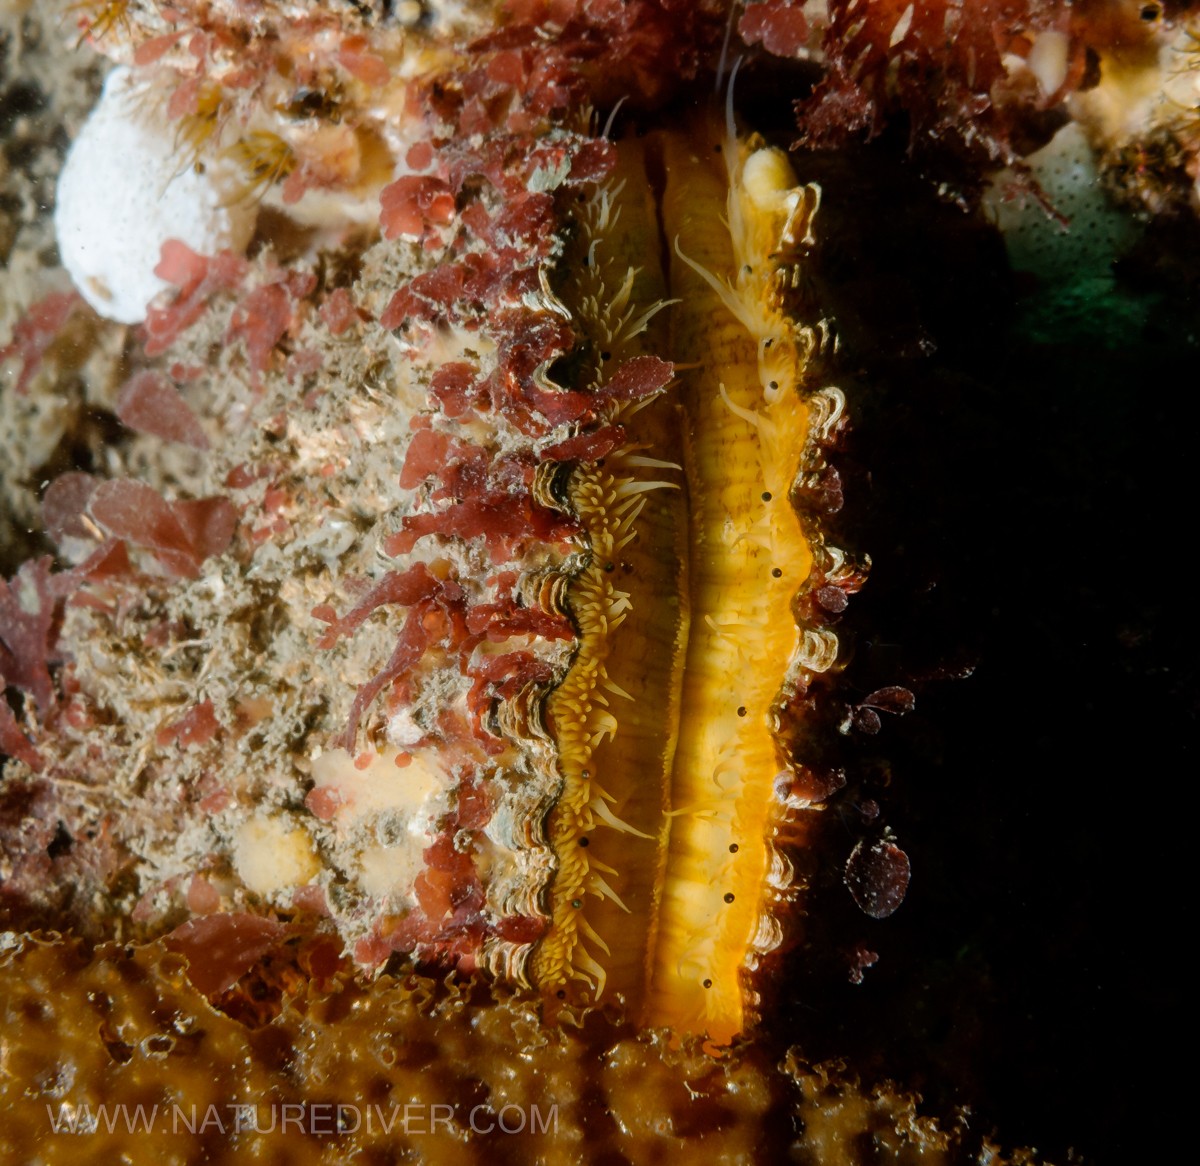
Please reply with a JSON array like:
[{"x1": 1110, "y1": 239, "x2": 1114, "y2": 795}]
[{"x1": 767, "y1": 132, "x2": 1196, "y2": 1164}]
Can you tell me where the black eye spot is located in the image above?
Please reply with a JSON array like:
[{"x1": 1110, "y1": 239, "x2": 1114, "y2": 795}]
[
  {"x1": 761, "y1": 492, "x2": 772, "y2": 502},
  {"x1": 729, "y1": 843, "x2": 739, "y2": 853},
  {"x1": 771, "y1": 567, "x2": 783, "y2": 578},
  {"x1": 702, "y1": 978, "x2": 713, "y2": 989},
  {"x1": 571, "y1": 899, "x2": 582, "y2": 909},
  {"x1": 724, "y1": 893, "x2": 735, "y2": 903},
  {"x1": 737, "y1": 706, "x2": 747, "y2": 717},
  {"x1": 768, "y1": 380, "x2": 778, "y2": 390},
  {"x1": 579, "y1": 837, "x2": 589, "y2": 847}
]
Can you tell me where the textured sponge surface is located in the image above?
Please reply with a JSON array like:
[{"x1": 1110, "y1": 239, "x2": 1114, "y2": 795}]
[{"x1": 54, "y1": 66, "x2": 256, "y2": 324}]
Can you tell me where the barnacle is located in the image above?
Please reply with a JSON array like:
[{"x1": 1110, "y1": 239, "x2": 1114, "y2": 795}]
[
  {"x1": 223, "y1": 130, "x2": 297, "y2": 202},
  {"x1": 68, "y1": 0, "x2": 131, "y2": 45},
  {"x1": 172, "y1": 80, "x2": 226, "y2": 173}
]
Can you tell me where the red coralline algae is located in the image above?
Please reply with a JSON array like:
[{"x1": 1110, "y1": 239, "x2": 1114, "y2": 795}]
[
  {"x1": 479, "y1": 0, "x2": 725, "y2": 109},
  {"x1": 143, "y1": 241, "x2": 247, "y2": 357},
  {"x1": 380, "y1": 175, "x2": 457, "y2": 242},
  {"x1": 336, "y1": 35, "x2": 390, "y2": 86},
  {"x1": 0, "y1": 544, "x2": 140, "y2": 772},
  {"x1": 226, "y1": 284, "x2": 294, "y2": 374},
  {"x1": 598, "y1": 354, "x2": 674, "y2": 401},
  {"x1": 794, "y1": 0, "x2": 1081, "y2": 170},
  {"x1": 738, "y1": 0, "x2": 810, "y2": 57},
  {"x1": 429, "y1": 361, "x2": 482, "y2": 418},
  {"x1": 540, "y1": 424, "x2": 626, "y2": 462},
  {"x1": 0, "y1": 699, "x2": 43, "y2": 773},
  {"x1": 318, "y1": 287, "x2": 364, "y2": 336},
  {"x1": 338, "y1": 604, "x2": 435, "y2": 752},
  {"x1": 312, "y1": 564, "x2": 443, "y2": 650},
  {"x1": 385, "y1": 495, "x2": 579, "y2": 561},
  {"x1": 0, "y1": 558, "x2": 66, "y2": 718},
  {"x1": 115, "y1": 369, "x2": 210, "y2": 449},
  {"x1": 133, "y1": 29, "x2": 186, "y2": 66},
  {"x1": 0, "y1": 291, "x2": 84, "y2": 395},
  {"x1": 464, "y1": 599, "x2": 573, "y2": 643},
  {"x1": 42, "y1": 472, "x2": 102, "y2": 544},
  {"x1": 398, "y1": 429, "x2": 458, "y2": 490},
  {"x1": 165, "y1": 913, "x2": 289, "y2": 997},
  {"x1": 185, "y1": 873, "x2": 221, "y2": 913},
  {"x1": 87, "y1": 480, "x2": 236, "y2": 579},
  {"x1": 155, "y1": 700, "x2": 222, "y2": 749},
  {"x1": 226, "y1": 271, "x2": 316, "y2": 377}
]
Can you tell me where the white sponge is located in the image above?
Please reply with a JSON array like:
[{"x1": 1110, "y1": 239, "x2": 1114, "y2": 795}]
[{"x1": 54, "y1": 67, "x2": 257, "y2": 325}]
